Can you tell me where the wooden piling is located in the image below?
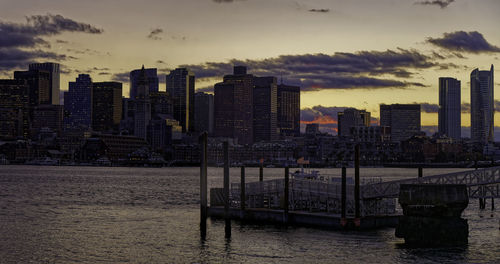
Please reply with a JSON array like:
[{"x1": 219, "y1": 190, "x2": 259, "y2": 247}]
[
  {"x1": 223, "y1": 141, "x2": 231, "y2": 238},
  {"x1": 418, "y1": 167, "x2": 423, "y2": 178},
  {"x1": 284, "y1": 167, "x2": 289, "y2": 223},
  {"x1": 341, "y1": 167, "x2": 347, "y2": 222},
  {"x1": 259, "y1": 162, "x2": 263, "y2": 182},
  {"x1": 479, "y1": 198, "x2": 485, "y2": 209},
  {"x1": 492, "y1": 198, "x2": 495, "y2": 211},
  {"x1": 354, "y1": 144, "x2": 360, "y2": 220},
  {"x1": 240, "y1": 166, "x2": 245, "y2": 211},
  {"x1": 199, "y1": 132, "x2": 208, "y2": 238}
]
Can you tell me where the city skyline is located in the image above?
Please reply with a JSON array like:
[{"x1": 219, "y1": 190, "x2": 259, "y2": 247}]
[{"x1": 0, "y1": 0, "x2": 499, "y2": 135}]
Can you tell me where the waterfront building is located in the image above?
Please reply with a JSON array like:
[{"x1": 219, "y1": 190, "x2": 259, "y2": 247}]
[
  {"x1": 337, "y1": 108, "x2": 370, "y2": 137},
  {"x1": 64, "y1": 74, "x2": 93, "y2": 130},
  {"x1": 214, "y1": 66, "x2": 254, "y2": 145},
  {"x1": 253, "y1": 76, "x2": 278, "y2": 142},
  {"x1": 92, "y1": 82, "x2": 122, "y2": 132},
  {"x1": 351, "y1": 126, "x2": 391, "y2": 142},
  {"x1": 0, "y1": 79, "x2": 29, "y2": 139},
  {"x1": 166, "y1": 68, "x2": 195, "y2": 132},
  {"x1": 32, "y1": 105, "x2": 64, "y2": 137},
  {"x1": 277, "y1": 84, "x2": 300, "y2": 137},
  {"x1": 439, "y1": 77, "x2": 461, "y2": 140},
  {"x1": 380, "y1": 104, "x2": 421, "y2": 142},
  {"x1": 130, "y1": 67, "x2": 158, "y2": 99},
  {"x1": 471, "y1": 65, "x2": 494, "y2": 144},
  {"x1": 194, "y1": 92, "x2": 214, "y2": 134},
  {"x1": 29, "y1": 62, "x2": 60, "y2": 105},
  {"x1": 133, "y1": 66, "x2": 151, "y2": 140}
]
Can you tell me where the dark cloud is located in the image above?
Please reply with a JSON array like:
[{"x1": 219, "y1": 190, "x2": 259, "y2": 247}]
[
  {"x1": 55, "y1": 39, "x2": 69, "y2": 44},
  {"x1": 309, "y1": 9, "x2": 330, "y2": 13},
  {"x1": 416, "y1": 102, "x2": 440, "y2": 113},
  {"x1": 111, "y1": 72, "x2": 129, "y2": 83},
  {"x1": 157, "y1": 60, "x2": 166, "y2": 64},
  {"x1": 415, "y1": 0, "x2": 455, "y2": 9},
  {"x1": 98, "y1": 72, "x2": 110, "y2": 76},
  {"x1": 196, "y1": 86, "x2": 214, "y2": 93},
  {"x1": 148, "y1": 28, "x2": 163, "y2": 40},
  {"x1": 461, "y1": 102, "x2": 470, "y2": 113},
  {"x1": 181, "y1": 48, "x2": 434, "y2": 91},
  {"x1": 0, "y1": 14, "x2": 103, "y2": 70},
  {"x1": 427, "y1": 31, "x2": 500, "y2": 53}
]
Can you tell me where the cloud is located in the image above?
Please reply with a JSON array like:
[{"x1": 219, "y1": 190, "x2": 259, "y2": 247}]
[
  {"x1": 181, "y1": 48, "x2": 435, "y2": 91},
  {"x1": 147, "y1": 28, "x2": 163, "y2": 40},
  {"x1": 0, "y1": 14, "x2": 103, "y2": 70},
  {"x1": 415, "y1": 0, "x2": 455, "y2": 9},
  {"x1": 427, "y1": 31, "x2": 500, "y2": 53},
  {"x1": 111, "y1": 72, "x2": 129, "y2": 83},
  {"x1": 300, "y1": 106, "x2": 349, "y2": 135},
  {"x1": 309, "y1": 9, "x2": 330, "y2": 13},
  {"x1": 417, "y1": 102, "x2": 440, "y2": 113}
]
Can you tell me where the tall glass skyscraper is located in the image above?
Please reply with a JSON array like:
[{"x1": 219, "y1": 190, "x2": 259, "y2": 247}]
[
  {"x1": 438, "y1": 77, "x2": 461, "y2": 140},
  {"x1": 129, "y1": 67, "x2": 158, "y2": 99},
  {"x1": 64, "y1": 74, "x2": 92, "y2": 130},
  {"x1": 471, "y1": 65, "x2": 494, "y2": 144},
  {"x1": 166, "y1": 68, "x2": 195, "y2": 133}
]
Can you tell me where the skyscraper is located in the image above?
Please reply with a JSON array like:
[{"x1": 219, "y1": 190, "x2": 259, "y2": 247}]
[
  {"x1": 29, "y1": 62, "x2": 60, "y2": 105},
  {"x1": 194, "y1": 92, "x2": 214, "y2": 135},
  {"x1": 14, "y1": 69, "x2": 51, "y2": 107},
  {"x1": 130, "y1": 67, "x2": 158, "y2": 99},
  {"x1": 166, "y1": 68, "x2": 195, "y2": 133},
  {"x1": 438, "y1": 77, "x2": 461, "y2": 140},
  {"x1": 253, "y1": 76, "x2": 278, "y2": 142},
  {"x1": 337, "y1": 108, "x2": 370, "y2": 137},
  {"x1": 277, "y1": 84, "x2": 300, "y2": 137},
  {"x1": 92, "y1": 82, "x2": 123, "y2": 132},
  {"x1": 133, "y1": 66, "x2": 151, "y2": 140},
  {"x1": 214, "y1": 66, "x2": 254, "y2": 145},
  {"x1": 64, "y1": 74, "x2": 93, "y2": 130},
  {"x1": 380, "y1": 104, "x2": 421, "y2": 142},
  {"x1": 0, "y1": 79, "x2": 29, "y2": 139},
  {"x1": 471, "y1": 65, "x2": 494, "y2": 144}
]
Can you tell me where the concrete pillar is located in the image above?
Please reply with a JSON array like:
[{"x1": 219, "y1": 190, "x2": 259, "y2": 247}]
[
  {"x1": 354, "y1": 144, "x2": 360, "y2": 220},
  {"x1": 418, "y1": 167, "x2": 423, "y2": 178},
  {"x1": 284, "y1": 167, "x2": 289, "y2": 224},
  {"x1": 341, "y1": 167, "x2": 347, "y2": 220}
]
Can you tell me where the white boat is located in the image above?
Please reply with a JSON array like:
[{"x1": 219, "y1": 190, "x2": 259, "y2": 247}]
[{"x1": 292, "y1": 167, "x2": 321, "y2": 180}]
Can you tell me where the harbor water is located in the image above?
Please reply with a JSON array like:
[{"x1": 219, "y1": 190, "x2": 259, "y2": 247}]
[{"x1": 0, "y1": 166, "x2": 498, "y2": 263}]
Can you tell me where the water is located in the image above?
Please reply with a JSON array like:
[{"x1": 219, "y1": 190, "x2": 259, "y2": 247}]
[{"x1": 0, "y1": 165, "x2": 498, "y2": 263}]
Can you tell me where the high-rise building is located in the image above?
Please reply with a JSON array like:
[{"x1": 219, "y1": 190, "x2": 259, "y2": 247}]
[
  {"x1": 471, "y1": 65, "x2": 494, "y2": 144},
  {"x1": 92, "y1": 82, "x2": 122, "y2": 132},
  {"x1": 0, "y1": 79, "x2": 29, "y2": 139},
  {"x1": 214, "y1": 66, "x2": 254, "y2": 145},
  {"x1": 130, "y1": 67, "x2": 158, "y2": 99},
  {"x1": 380, "y1": 104, "x2": 421, "y2": 142},
  {"x1": 14, "y1": 70, "x2": 51, "y2": 107},
  {"x1": 337, "y1": 108, "x2": 371, "y2": 137},
  {"x1": 166, "y1": 68, "x2": 195, "y2": 132},
  {"x1": 194, "y1": 92, "x2": 214, "y2": 135},
  {"x1": 150, "y1": 91, "x2": 173, "y2": 117},
  {"x1": 253, "y1": 76, "x2": 278, "y2": 142},
  {"x1": 133, "y1": 66, "x2": 151, "y2": 140},
  {"x1": 64, "y1": 74, "x2": 93, "y2": 130},
  {"x1": 29, "y1": 62, "x2": 60, "y2": 105},
  {"x1": 277, "y1": 84, "x2": 300, "y2": 137},
  {"x1": 438, "y1": 77, "x2": 461, "y2": 140},
  {"x1": 32, "y1": 105, "x2": 64, "y2": 137}
]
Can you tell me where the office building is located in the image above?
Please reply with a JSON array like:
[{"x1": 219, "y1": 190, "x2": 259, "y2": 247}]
[
  {"x1": 214, "y1": 66, "x2": 254, "y2": 145},
  {"x1": 130, "y1": 67, "x2": 158, "y2": 99},
  {"x1": 337, "y1": 108, "x2": 371, "y2": 137},
  {"x1": 253, "y1": 77, "x2": 278, "y2": 142},
  {"x1": 471, "y1": 65, "x2": 494, "y2": 144},
  {"x1": 32, "y1": 105, "x2": 64, "y2": 137},
  {"x1": 29, "y1": 62, "x2": 60, "y2": 105},
  {"x1": 0, "y1": 79, "x2": 29, "y2": 139},
  {"x1": 133, "y1": 66, "x2": 151, "y2": 140},
  {"x1": 380, "y1": 104, "x2": 421, "y2": 142},
  {"x1": 64, "y1": 74, "x2": 93, "y2": 130},
  {"x1": 14, "y1": 70, "x2": 51, "y2": 107},
  {"x1": 166, "y1": 68, "x2": 195, "y2": 132},
  {"x1": 150, "y1": 91, "x2": 173, "y2": 117},
  {"x1": 277, "y1": 84, "x2": 300, "y2": 137},
  {"x1": 92, "y1": 82, "x2": 122, "y2": 132},
  {"x1": 438, "y1": 77, "x2": 461, "y2": 140},
  {"x1": 194, "y1": 92, "x2": 214, "y2": 134}
]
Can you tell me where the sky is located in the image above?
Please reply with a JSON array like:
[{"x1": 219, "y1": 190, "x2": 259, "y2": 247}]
[{"x1": 0, "y1": 0, "x2": 499, "y2": 135}]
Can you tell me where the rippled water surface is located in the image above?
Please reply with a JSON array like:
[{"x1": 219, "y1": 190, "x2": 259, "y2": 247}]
[{"x1": 0, "y1": 166, "x2": 498, "y2": 263}]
